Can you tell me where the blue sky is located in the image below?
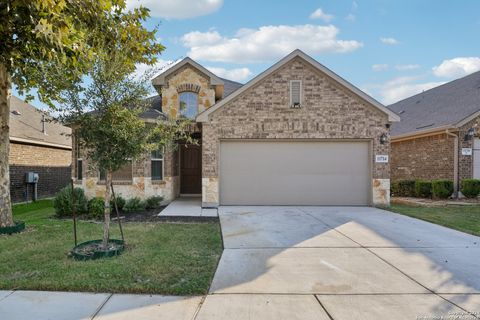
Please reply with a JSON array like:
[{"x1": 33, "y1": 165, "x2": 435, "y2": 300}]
[{"x1": 16, "y1": 0, "x2": 480, "y2": 109}]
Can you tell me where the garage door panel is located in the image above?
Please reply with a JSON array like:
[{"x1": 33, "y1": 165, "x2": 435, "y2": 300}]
[{"x1": 220, "y1": 141, "x2": 370, "y2": 205}]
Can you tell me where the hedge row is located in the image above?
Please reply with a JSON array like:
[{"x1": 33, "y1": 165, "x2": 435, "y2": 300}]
[
  {"x1": 392, "y1": 179, "x2": 480, "y2": 199},
  {"x1": 53, "y1": 186, "x2": 164, "y2": 218},
  {"x1": 391, "y1": 179, "x2": 453, "y2": 199}
]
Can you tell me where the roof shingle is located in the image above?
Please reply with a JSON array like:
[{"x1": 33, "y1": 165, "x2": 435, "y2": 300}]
[
  {"x1": 9, "y1": 96, "x2": 71, "y2": 148},
  {"x1": 388, "y1": 71, "x2": 480, "y2": 137}
]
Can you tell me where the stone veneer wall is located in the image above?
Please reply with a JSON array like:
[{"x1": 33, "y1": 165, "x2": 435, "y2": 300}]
[
  {"x1": 72, "y1": 133, "x2": 179, "y2": 202},
  {"x1": 161, "y1": 65, "x2": 216, "y2": 118},
  {"x1": 391, "y1": 133, "x2": 455, "y2": 181},
  {"x1": 9, "y1": 142, "x2": 71, "y2": 202},
  {"x1": 202, "y1": 57, "x2": 391, "y2": 207}
]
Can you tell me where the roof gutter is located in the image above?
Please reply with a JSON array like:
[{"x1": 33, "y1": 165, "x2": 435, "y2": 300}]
[
  {"x1": 445, "y1": 129, "x2": 459, "y2": 197},
  {"x1": 391, "y1": 125, "x2": 456, "y2": 142},
  {"x1": 10, "y1": 136, "x2": 72, "y2": 150}
]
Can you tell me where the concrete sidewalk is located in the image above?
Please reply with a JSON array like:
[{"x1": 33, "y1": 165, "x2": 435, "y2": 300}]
[{"x1": 0, "y1": 290, "x2": 204, "y2": 320}]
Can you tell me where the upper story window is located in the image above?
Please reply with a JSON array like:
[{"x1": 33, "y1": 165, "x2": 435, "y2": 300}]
[
  {"x1": 290, "y1": 80, "x2": 302, "y2": 108},
  {"x1": 179, "y1": 91, "x2": 198, "y2": 119}
]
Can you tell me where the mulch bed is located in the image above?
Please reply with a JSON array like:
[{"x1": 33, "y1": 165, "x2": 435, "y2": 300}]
[{"x1": 57, "y1": 207, "x2": 218, "y2": 223}]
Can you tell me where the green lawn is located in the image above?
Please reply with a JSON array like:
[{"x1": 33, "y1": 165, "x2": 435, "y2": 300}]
[
  {"x1": 0, "y1": 200, "x2": 223, "y2": 295},
  {"x1": 389, "y1": 204, "x2": 480, "y2": 237}
]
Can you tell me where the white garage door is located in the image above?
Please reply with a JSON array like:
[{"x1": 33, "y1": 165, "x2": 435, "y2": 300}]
[{"x1": 219, "y1": 140, "x2": 371, "y2": 206}]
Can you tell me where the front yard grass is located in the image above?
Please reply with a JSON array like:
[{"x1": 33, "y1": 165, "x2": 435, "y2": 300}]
[
  {"x1": 0, "y1": 199, "x2": 223, "y2": 295},
  {"x1": 389, "y1": 204, "x2": 480, "y2": 237}
]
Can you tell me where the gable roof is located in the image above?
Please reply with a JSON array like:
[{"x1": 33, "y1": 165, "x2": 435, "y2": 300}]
[
  {"x1": 10, "y1": 96, "x2": 71, "y2": 149},
  {"x1": 196, "y1": 49, "x2": 400, "y2": 122},
  {"x1": 151, "y1": 57, "x2": 224, "y2": 89},
  {"x1": 388, "y1": 70, "x2": 480, "y2": 138}
]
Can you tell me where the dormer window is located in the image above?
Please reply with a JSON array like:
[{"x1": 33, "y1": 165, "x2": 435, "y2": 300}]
[
  {"x1": 179, "y1": 91, "x2": 198, "y2": 119},
  {"x1": 290, "y1": 80, "x2": 302, "y2": 108}
]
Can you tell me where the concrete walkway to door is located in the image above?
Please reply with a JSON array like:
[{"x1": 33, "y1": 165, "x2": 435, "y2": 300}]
[
  {"x1": 159, "y1": 197, "x2": 217, "y2": 217},
  {"x1": 197, "y1": 206, "x2": 480, "y2": 320}
]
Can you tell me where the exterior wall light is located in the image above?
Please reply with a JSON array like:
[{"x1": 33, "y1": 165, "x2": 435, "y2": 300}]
[
  {"x1": 464, "y1": 128, "x2": 475, "y2": 141},
  {"x1": 379, "y1": 133, "x2": 388, "y2": 145}
]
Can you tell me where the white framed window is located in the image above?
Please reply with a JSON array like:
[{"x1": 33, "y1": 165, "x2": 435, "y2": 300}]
[
  {"x1": 151, "y1": 148, "x2": 164, "y2": 181},
  {"x1": 74, "y1": 134, "x2": 83, "y2": 180},
  {"x1": 290, "y1": 80, "x2": 302, "y2": 107}
]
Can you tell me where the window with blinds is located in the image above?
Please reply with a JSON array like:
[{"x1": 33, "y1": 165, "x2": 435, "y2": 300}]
[
  {"x1": 290, "y1": 80, "x2": 302, "y2": 107},
  {"x1": 151, "y1": 149, "x2": 164, "y2": 181},
  {"x1": 74, "y1": 134, "x2": 83, "y2": 180},
  {"x1": 99, "y1": 161, "x2": 133, "y2": 182}
]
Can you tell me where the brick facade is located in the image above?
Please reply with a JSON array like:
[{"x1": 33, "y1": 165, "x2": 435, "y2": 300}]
[
  {"x1": 73, "y1": 55, "x2": 394, "y2": 206},
  {"x1": 391, "y1": 133, "x2": 455, "y2": 181},
  {"x1": 458, "y1": 117, "x2": 480, "y2": 181},
  {"x1": 9, "y1": 142, "x2": 71, "y2": 202},
  {"x1": 390, "y1": 115, "x2": 480, "y2": 188},
  {"x1": 202, "y1": 57, "x2": 391, "y2": 206}
]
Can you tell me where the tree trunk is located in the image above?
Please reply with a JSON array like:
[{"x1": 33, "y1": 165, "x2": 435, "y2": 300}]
[
  {"x1": 102, "y1": 170, "x2": 112, "y2": 249},
  {"x1": 0, "y1": 63, "x2": 14, "y2": 228}
]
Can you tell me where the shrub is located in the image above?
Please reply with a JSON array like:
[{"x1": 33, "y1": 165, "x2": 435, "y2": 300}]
[
  {"x1": 53, "y1": 186, "x2": 88, "y2": 217},
  {"x1": 145, "y1": 196, "x2": 164, "y2": 209},
  {"x1": 123, "y1": 197, "x2": 146, "y2": 212},
  {"x1": 110, "y1": 194, "x2": 126, "y2": 211},
  {"x1": 415, "y1": 180, "x2": 432, "y2": 198},
  {"x1": 431, "y1": 180, "x2": 454, "y2": 199},
  {"x1": 88, "y1": 197, "x2": 105, "y2": 219},
  {"x1": 391, "y1": 180, "x2": 416, "y2": 197},
  {"x1": 461, "y1": 179, "x2": 480, "y2": 198}
]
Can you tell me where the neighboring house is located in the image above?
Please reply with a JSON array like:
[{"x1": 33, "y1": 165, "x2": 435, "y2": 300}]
[
  {"x1": 388, "y1": 70, "x2": 480, "y2": 194},
  {"x1": 73, "y1": 49, "x2": 399, "y2": 207},
  {"x1": 9, "y1": 96, "x2": 72, "y2": 202}
]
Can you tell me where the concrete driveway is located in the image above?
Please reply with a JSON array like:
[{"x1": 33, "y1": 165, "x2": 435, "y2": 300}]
[{"x1": 197, "y1": 206, "x2": 480, "y2": 320}]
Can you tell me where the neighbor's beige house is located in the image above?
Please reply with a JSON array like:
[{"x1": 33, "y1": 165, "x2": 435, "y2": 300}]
[{"x1": 73, "y1": 50, "x2": 399, "y2": 207}]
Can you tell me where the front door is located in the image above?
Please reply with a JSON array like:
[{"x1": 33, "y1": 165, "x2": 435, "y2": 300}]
[{"x1": 180, "y1": 144, "x2": 202, "y2": 194}]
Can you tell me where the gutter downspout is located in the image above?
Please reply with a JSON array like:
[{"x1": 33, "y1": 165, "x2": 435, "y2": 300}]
[{"x1": 446, "y1": 129, "x2": 459, "y2": 197}]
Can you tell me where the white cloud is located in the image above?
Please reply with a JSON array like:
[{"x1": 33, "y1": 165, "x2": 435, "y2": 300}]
[
  {"x1": 206, "y1": 67, "x2": 252, "y2": 82},
  {"x1": 395, "y1": 64, "x2": 420, "y2": 71},
  {"x1": 181, "y1": 30, "x2": 223, "y2": 47},
  {"x1": 181, "y1": 25, "x2": 363, "y2": 63},
  {"x1": 125, "y1": 0, "x2": 223, "y2": 19},
  {"x1": 380, "y1": 37, "x2": 400, "y2": 45},
  {"x1": 371, "y1": 76, "x2": 445, "y2": 104},
  {"x1": 432, "y1": 57, "x2": 480, "y2": 78},
  {"x1": 345, "y1": 13, "x2": 356, "y2": 21},
  {"x1": 309, "y1": 8, "x2": 334, "y2": 22},
  {"x1": 372, "y1": 64, "x2": 388, "y2": 72}
]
